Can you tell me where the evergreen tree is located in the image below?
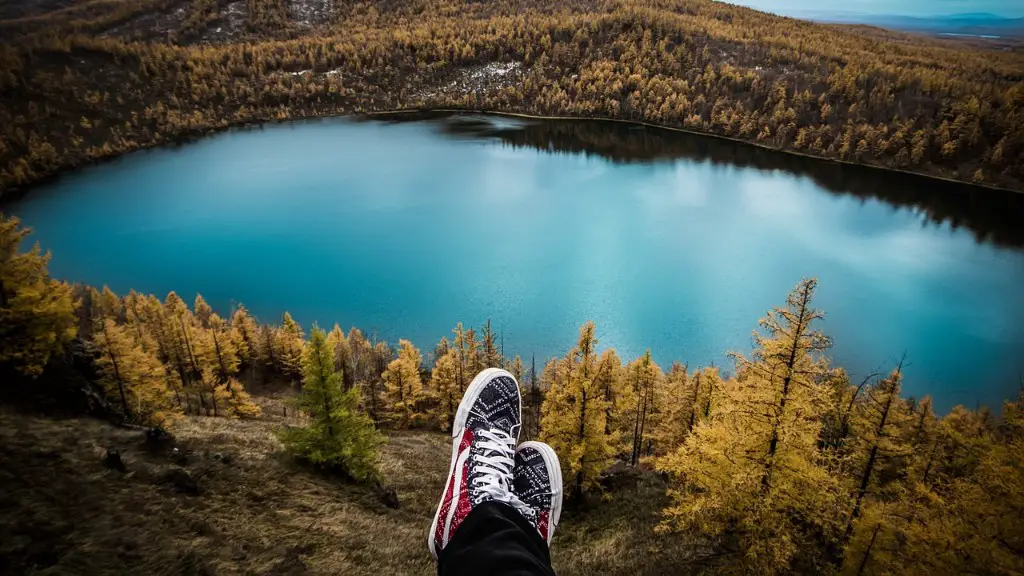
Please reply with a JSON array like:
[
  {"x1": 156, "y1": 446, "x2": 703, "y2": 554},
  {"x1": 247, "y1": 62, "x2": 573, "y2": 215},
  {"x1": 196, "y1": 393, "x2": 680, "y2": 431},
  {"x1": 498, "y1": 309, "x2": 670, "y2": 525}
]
[
  {"x1": 0, "y1": 214, "x2": 76, "y2": 376},
  {"x1": 279, "y1": 325, "x2": 382, "y2": 481},
  {"x1": 539, "y1": 321, "x2": 616, "y2": 500}
]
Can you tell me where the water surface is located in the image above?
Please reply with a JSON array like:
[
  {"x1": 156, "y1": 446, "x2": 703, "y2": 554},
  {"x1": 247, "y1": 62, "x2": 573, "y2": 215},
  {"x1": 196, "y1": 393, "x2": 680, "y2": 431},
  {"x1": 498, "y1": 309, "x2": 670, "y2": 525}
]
[{"x1": 8, "y1": 115, "x2": 1024, "y2": 411}]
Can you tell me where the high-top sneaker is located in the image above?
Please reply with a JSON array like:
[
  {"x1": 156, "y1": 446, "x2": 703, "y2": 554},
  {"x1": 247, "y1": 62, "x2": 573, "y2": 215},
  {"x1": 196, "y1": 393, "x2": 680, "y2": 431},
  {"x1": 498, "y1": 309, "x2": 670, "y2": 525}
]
[
  {"x1": 428, "y1": 368, "x2": 528, "y2": 558},
  {"x1": 512, "y1": 441, "x2": 563, "y2": 545}
]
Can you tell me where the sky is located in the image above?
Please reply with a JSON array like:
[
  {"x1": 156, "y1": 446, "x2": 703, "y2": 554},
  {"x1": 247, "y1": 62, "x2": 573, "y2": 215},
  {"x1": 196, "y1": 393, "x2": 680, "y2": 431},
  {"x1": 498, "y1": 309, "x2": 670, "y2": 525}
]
[{"x1": 723, "y1": 0, "x2": 1024, "y2": 18}]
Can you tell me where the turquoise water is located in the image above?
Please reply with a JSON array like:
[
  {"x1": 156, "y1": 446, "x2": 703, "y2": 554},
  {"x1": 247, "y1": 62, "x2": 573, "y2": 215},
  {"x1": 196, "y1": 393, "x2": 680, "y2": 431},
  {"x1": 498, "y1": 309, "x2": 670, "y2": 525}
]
[{"x1": 7, "y1": 116, "x2": 1024, "y2": 411}]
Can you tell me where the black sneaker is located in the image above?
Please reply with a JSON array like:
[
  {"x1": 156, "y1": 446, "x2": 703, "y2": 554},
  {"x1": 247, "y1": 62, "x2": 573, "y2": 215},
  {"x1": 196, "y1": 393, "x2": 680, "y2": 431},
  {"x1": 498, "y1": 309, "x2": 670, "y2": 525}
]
[
  {"x1": 513, "y1": 441, "x2": 563, "y2": 545},
  {"x1": 428, "y1": 368, "x2": 525, "y2": 558}
]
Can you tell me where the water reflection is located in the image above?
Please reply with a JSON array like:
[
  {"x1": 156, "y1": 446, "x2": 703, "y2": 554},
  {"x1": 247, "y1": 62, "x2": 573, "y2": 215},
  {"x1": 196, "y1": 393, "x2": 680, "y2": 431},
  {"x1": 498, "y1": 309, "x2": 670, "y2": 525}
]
[{"x1": 388, "y1": 112, "x2": 1024, "y2": 250}]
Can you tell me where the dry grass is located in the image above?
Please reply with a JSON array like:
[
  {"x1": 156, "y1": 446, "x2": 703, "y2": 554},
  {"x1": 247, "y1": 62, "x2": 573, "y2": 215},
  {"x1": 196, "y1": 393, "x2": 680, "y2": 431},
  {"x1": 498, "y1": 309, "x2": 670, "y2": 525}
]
[{"x1": 0, "y1": 396, "x2": 705, "y2": 575}]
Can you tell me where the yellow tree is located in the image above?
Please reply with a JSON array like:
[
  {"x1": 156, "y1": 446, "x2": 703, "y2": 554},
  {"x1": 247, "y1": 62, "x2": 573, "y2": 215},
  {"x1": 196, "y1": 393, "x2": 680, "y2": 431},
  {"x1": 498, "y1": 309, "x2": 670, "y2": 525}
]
[
  {"x1": 481, "y1": 319, "x2": 502, "y2": 368},
  {"x1": 276, "y1": 311, "x2": 304, "y2": 384},
  {"x1": 540, "y1": 321, "x2": 616, "y2": 500},
  {"x1": 430, "y1": 347, "x2": 460, "y2": 431},
  {"x1": 844, "y1": 367, "x2": 910, "y2": 540},
  {"x1": 382, "y1": 339, "x2": 424, "y2": 427},
  {"x1": 649, "y1": 361, "x2": 693, "y2": 456},
  {"x1": 229, "y1": 304, "x2": 261, "y2": 369},
  {"x1": 93, "y1": 318, "x2": 178, "y2": 427},
  {"x1": 623, "y1": 350, "x2": 664, "y2": 465},
  {"x1": 326, "y1": 324, "x2": 350, "y2": 382},
  {"x1": 0, "y1": 214, "x2": 76, "y2": 376},
  {"x1": 656, "y1": 279, "x2": 844, "y2": 573}
]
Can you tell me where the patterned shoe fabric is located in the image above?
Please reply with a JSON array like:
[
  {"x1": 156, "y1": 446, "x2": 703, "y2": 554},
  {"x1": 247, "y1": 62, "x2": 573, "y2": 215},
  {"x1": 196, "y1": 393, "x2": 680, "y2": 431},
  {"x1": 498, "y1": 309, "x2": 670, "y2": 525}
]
[
  {"x1": 428, "y1": 368, "x2": 526, "y2": 559},
  {"x1": 512, "y1": 441, "x2": 563, "y2": 545}
]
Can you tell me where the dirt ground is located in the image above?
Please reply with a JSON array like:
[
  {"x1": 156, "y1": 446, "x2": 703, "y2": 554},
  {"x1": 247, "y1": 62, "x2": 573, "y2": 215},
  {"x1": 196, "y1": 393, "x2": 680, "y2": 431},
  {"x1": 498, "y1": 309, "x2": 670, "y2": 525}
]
[{"x1": 0, "y1": 395, "x2": 706, "y2": 575}]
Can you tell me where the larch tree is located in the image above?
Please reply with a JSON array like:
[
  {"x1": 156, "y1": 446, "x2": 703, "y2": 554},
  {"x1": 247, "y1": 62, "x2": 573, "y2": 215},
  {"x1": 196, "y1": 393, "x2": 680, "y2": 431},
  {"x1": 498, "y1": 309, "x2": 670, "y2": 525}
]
[
  {"x1": 229, "y1": 304, "x2": 261, "y2": 371},
  {"x1": 326, "y1": 324, "x2": 350, "y2": 383},
  {"x1": 452, "y1": 322, "x2": 470, "y2": 396},
  {"x1": 649, "y1": 361, "x2": 693, "y2": 456},
  {"x1": 539, "y1": 321, "x2": 616, "y2": 500},
  {"x1": 482, "y1": 319, "x2": 502, "y2": 368},
  {"x1": 279, "y1": 325, "x2": 382, "y2": 481},
  {"x1": 844, "y1": 367, "x2": 910, "y2": 541},
  {"x1": 622, "y1": 350, "x2": 663, "y2": 465},
  {"x1": 0, "y1": 214, "x2": 76, "y2": 377},
  {"x1": 382, "y1": 339, "x2": 424, "y2": 427},
  {"x1": 344, "y1": 327, "x2": 370, "y2": 391},
  {"x1": 430, "y1": 347, "x2": 460, "y2": 432},
  {"x1": 655, "y1": 278, "x2": 845, "y2": 573},
  {"x1": 165, "y1": 292, "x2": 206, "y2": 413},
  {"x1": 508, "y1": 354, "x2": 524, "y2": 382},
  {"x1": 92, "y1": 318, "x2": 178, "y2": 427},
  {"x1": 276, "y1": 311, "x2": 304, "y2": 385}
]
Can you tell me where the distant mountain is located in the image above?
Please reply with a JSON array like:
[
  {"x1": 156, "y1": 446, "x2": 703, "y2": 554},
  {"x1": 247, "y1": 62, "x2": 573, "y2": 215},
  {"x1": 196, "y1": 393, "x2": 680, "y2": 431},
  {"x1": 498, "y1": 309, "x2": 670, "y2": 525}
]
[{"x1": 791, "y1": 11, "x2": 1024, "y2": 37}]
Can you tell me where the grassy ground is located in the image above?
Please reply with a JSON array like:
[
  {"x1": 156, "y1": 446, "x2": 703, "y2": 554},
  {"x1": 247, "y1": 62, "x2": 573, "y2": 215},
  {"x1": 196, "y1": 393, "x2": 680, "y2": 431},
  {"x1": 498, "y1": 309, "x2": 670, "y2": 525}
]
[{"x1": 0, "y1": 395, "x2": 704, "y2": 575}]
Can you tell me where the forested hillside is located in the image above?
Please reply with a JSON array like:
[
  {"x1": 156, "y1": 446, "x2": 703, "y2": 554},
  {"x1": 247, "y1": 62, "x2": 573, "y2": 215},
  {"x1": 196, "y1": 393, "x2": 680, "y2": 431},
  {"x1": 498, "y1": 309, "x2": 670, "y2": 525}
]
[
  {"x1": 0, "y1": 0, "x2": 1022, "y2": 195},
  {"x1": 3, "y1": 211, "x2": 1023, "y2": 574}
]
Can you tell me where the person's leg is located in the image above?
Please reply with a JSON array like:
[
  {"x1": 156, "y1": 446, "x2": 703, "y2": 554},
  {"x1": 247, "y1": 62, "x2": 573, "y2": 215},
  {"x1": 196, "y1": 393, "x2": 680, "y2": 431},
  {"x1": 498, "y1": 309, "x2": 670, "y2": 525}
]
[
  {"x1": 438, "y1": 441, "x2": 564, "y2": 575},
  {"x1": 437, "y1": 501, "x2": 555, "y2": 576}
]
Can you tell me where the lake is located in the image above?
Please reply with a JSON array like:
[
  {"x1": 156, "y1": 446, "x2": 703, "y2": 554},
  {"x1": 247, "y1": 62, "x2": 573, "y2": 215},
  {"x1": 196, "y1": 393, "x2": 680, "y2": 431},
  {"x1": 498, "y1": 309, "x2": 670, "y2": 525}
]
[{"x1": 6, "y1": 114, "x2": 1024, "y2": 412}]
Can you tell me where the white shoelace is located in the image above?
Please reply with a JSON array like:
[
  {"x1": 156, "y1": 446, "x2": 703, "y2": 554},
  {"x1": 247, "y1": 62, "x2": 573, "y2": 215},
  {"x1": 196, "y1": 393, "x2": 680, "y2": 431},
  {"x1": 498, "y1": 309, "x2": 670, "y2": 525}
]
[{"x1": 470, "y1": 428, "x2": 535, "y2": 519}]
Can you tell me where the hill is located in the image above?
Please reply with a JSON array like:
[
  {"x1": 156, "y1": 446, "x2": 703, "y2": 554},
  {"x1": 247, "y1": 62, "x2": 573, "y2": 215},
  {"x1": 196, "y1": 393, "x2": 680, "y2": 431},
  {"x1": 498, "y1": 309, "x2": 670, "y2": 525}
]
[
  {"x1": 0, "y1": 397, "x2": 700, "y2": 575},
  {"x1": 0, "y1": 0, "x2": 1022, "y2": 197}
]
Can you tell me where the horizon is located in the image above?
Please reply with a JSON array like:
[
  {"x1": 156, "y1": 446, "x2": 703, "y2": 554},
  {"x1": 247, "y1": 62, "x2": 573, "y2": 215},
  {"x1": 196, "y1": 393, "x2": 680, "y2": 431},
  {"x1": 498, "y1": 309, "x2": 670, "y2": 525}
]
[{"x1": 722, "y1": 0, "x2": 1024, "y2": 18}]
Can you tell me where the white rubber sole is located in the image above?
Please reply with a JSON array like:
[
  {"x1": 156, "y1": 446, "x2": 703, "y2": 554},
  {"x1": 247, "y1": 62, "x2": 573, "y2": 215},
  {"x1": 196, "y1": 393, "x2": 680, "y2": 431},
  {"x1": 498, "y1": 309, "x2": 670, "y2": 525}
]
[
  {"x1": 517, "y1": 440, "x2": 563, "y2": 544},
  {"x1": 427, "y1": 368, "x2": 522, "y2": 559}
]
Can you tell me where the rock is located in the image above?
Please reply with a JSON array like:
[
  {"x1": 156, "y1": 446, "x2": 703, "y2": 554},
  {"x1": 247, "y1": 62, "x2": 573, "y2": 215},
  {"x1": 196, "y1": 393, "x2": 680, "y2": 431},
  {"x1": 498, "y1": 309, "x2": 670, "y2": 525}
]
[
  {"x1": 170, "y1": 447, "x2": 189, "y2": 466},
  {"x1": 374, "y1": 482, "x2": 400, "y2": 509},
  {"x1": 104, "y1": 448, "x2": 127, "y2": 472},
  {"x1": 162, "y1": 468, "x2": 200, "y2": 495},
  {"x1": 145, "y1": 427, "x2": 175, "y2": 451}
]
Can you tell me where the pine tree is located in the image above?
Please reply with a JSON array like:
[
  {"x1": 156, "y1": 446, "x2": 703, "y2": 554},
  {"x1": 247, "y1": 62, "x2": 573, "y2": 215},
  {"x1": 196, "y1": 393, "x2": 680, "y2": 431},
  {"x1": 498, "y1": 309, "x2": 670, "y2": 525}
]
[
  {"x1": 655, "y1": 279, "x2": 844, "y2": 573},
  {"x1": 0, "y1": 214, "x2": 76, "y2": 376},
  {"x1": 92, "y1": 318, "x2": 178, "y2": 427},
  {"x1": 279, "y1": 325, "x2": 382, "y2": 481},
  {"x1": 382, "y1": 339, "x2": 424, "y2": 427},
  {"x1": 539, "y1": 321, "x2": 616, "y2": 500}
]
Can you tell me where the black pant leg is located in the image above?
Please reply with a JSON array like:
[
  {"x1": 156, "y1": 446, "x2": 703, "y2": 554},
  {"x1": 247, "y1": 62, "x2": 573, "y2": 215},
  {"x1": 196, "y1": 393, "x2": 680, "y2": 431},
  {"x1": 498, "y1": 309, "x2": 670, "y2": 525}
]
[{"x1": 438, "y1": 501, "x2": 556, "y2": 576}]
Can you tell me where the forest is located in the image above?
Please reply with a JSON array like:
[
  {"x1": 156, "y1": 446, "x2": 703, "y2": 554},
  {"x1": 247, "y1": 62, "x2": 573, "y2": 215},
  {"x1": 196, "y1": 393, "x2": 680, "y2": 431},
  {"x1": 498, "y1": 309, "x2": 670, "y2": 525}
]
[
  {"x1": 2, "y1": 210, "x2": 1022, "y2": 575},
  {"x1": 0, "y1": 0, "x2": 1023, "y2": 196}
]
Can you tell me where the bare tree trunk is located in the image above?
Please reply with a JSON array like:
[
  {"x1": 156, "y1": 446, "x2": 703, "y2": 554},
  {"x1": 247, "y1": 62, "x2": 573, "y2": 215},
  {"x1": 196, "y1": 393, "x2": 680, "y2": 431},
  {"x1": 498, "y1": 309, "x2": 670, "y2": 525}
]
[
  {"x1": 856, "y1": 522, "x2": 882, "y2": 576},
  {"x1": 688, "y1": 373, "x2": 701, "y2": 432}
]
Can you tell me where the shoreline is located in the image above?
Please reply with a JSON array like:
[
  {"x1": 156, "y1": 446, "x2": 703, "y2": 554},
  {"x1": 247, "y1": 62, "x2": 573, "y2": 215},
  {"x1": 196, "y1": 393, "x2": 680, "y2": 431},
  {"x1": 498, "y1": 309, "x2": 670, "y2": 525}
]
[{"x1": 2, "y1": 106, "x2": 1021, "y2": 205}]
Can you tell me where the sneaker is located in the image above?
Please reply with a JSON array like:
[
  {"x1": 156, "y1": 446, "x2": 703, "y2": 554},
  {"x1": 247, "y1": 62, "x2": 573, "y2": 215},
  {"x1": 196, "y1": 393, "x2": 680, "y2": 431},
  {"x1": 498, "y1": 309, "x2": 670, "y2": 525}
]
[
  {"x1": 513, "y1": 441, "x2": 563, "y2": 545},
  {"x1": 428, "y1": 368, "x2": 526, "y2": 558}
]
